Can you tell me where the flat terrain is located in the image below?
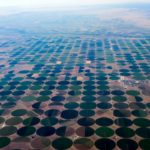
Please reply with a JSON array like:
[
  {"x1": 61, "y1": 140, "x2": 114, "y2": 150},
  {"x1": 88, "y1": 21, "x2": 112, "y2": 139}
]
[{"x1": 0, "y1": 4, "x2": 150, "y2": 150}]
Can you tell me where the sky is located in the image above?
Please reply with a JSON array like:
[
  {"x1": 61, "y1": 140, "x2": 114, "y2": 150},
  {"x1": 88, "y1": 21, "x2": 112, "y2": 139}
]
[{"x1": 0, "y1": 0, "x2": 150, "y2": 8}]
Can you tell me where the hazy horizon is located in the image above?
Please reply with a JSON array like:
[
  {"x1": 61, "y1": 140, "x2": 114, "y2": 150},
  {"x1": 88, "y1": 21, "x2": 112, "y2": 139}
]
[{"x1": 0, "y1": 0, "x2": 150, "y2": 8}]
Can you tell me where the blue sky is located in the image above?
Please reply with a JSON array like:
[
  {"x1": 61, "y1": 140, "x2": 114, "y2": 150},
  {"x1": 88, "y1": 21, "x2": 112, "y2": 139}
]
[{"x1": 0, "y1": 0, "x2": 150, "y2": 8}]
